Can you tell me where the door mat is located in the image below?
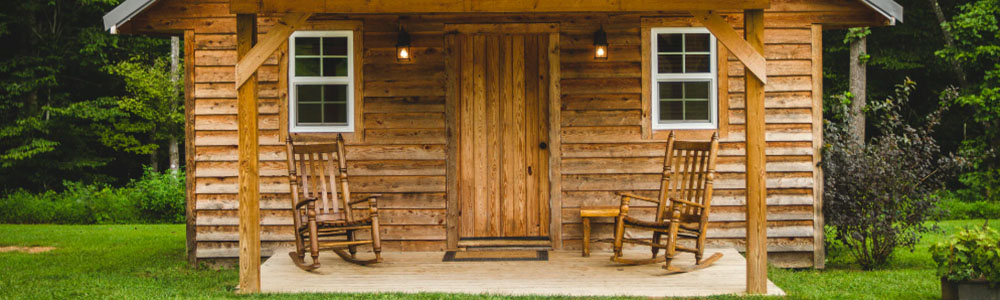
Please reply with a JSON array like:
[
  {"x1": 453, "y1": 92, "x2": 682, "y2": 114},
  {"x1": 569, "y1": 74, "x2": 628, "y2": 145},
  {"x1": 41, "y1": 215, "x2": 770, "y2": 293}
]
[{"x1": 442, "y1": 250, "x2": 548, "y2": 262}]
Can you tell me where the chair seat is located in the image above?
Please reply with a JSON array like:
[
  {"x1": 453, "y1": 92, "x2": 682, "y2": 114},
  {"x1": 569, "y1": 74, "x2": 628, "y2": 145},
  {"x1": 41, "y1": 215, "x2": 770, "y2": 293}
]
[
  {"x1": 298, "y1": 216, "x2": 373, "y2": 233},
  {"x1": 622, "y1": 216, "x2": 700, "y2": 232}
]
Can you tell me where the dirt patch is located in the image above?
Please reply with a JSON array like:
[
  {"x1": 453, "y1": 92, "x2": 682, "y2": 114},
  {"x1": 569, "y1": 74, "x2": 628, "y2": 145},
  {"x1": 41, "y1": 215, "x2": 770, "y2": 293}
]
[{"x1": 0, "y1": 246, "x2": 56, "y2": 253}]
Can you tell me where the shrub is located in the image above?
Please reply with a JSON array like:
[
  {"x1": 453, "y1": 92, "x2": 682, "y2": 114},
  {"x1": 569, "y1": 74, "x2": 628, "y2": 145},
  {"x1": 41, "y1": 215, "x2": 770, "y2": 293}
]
[
  {"x1": 822, "y1": 80, "x2": 961, "y2": 269},
  {"x1": 0, "y1": 168, "x2": 184, "y2": 224},
  {"x1": 930, "y1": 224, "x2": 1000, "y2": 286},
  {"x1": 128, "y1": 168, "x2": 186, "y2": 223},
  {"x1": 938, "y1": 191, "x2": 1000, "y2": 220}
]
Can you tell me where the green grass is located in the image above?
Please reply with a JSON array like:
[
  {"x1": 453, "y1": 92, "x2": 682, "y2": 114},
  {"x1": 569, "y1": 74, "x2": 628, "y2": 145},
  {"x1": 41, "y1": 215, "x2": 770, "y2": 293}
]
[{"x1": 0, "y1": 220, "x2": 996, "y2": 299}]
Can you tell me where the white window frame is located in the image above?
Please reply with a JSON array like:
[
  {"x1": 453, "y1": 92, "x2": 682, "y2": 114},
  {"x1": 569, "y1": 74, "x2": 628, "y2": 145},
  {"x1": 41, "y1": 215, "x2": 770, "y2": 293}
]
[
  {"x1": 288, "y1": 30, "x2": 355, "y2": 133},
  {"x1": 650, "y1": 27, "x2": 718, "y2": 130}
]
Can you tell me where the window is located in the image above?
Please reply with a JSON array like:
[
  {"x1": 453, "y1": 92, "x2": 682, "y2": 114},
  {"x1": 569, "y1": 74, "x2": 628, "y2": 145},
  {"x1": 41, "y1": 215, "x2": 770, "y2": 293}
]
[
  {"x1": 650, "y1": 28, "x2": 717, "y2": 130},
  {"x1": 289, "y1": 31, "x2": 354, "y2": 132}
]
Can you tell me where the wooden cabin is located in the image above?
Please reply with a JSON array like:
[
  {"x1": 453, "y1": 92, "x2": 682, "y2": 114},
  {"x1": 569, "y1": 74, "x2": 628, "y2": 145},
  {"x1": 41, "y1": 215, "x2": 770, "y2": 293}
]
[{"x1": 103, "y1": 0, "x2": 901, "y2": 293}]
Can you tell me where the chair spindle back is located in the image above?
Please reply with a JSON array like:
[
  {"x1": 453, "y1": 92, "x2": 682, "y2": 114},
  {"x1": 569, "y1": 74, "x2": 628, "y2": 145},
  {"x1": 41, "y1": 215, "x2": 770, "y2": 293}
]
[
  {"x1": 656, "y1": 132, "x2": 720, "y2": 223},
  {"x1": 285, "y1": 134, "x2": 353, "y2": 222}
]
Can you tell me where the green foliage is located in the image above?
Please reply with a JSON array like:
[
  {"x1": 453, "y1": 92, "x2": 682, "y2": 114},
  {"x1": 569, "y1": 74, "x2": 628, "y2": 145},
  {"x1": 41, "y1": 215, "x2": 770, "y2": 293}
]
[
  {"x1": 130, "y1": 167, "x2": 186, "y2": 223},
  {"x1": 0, "y1": 168, "x2": 185, "y2": 224},
  {"x1": 938, "y1": 192, "x2": 1000, "y2": 219},
  {"x1": 930, "y1": 224, "x2": 1000, "y2": 285},
  {"x1": 937, "y1": 0, "x2": 1000, "y2": 203},
  {"x1": 0, "y1": 0, "x2": 173, "y2": 192},
  {"x1": 822, "y1": 79, "x2": 961, "y2": 269}
]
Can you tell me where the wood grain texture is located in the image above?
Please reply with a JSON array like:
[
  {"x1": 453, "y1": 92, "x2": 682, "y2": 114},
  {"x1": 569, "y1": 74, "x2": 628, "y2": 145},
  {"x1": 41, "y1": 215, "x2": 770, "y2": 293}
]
[
  {"x1": 743, "y1": 9, "x2": 768, "y2": 295},
  {"x1": 236, "y1": 13, "x2": 260, "y2": 294},
  {"x1": 809, "y1": 24, "x2": 826, "y2": 269}
]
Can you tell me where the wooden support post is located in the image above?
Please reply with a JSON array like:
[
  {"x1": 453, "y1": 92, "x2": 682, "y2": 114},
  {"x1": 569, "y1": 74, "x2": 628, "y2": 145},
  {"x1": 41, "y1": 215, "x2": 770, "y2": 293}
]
[
  {"x1": 236, "y1": 13, "x2": 261, "y2": 294},
  {"x1": 743, "y1": 9, "x2": 767, "y2": 295}
]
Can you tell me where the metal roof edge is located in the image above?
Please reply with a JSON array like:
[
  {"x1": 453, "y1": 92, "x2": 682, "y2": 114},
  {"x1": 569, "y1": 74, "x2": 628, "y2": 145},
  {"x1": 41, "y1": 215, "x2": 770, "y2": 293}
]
[
  {"x1": 102, "y1": 0, "x2": 159, "y2": 33},
  {"x1": 861, "y1": 0, "x2": 904, "y2": 25}
]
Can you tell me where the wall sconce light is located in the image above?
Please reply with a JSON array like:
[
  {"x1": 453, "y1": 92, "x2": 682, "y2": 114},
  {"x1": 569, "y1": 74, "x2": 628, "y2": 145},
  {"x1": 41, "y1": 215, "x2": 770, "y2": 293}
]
[
  {"x1": 593, "y1": 26, "x2": 608, "y2": 60},
  {"x1": 396, "y1": 25, "x2": 412, "y2": 62}
]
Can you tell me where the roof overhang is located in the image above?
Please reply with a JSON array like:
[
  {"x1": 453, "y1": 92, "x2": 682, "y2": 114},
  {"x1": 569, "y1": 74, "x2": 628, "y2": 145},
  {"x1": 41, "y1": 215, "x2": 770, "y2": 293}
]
[
  {"x1": 861, "y1": 0, "x2": 903, "y2": 24},
  {"x1": 103, "y1": 0, "x2": 159, "y2": 34},
  {"x1": 102, "y1": 0, "x2": 903, "y2": 34}
]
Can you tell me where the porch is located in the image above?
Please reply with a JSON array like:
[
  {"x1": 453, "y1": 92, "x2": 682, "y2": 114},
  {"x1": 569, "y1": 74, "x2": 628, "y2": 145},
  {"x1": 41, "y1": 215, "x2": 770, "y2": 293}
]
[{"x1": 259, "y1": 248, "x2": 784, "y2": 297}]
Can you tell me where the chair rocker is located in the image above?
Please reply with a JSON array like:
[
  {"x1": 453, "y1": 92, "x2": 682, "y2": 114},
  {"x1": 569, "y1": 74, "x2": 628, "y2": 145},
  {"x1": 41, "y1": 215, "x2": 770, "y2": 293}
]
[
  {"x1": 286, "y1": 134, "x2": 383, "y2": 271},
  {"x1": 611, "y1": 131, "x2": 721, "y2": 274}
]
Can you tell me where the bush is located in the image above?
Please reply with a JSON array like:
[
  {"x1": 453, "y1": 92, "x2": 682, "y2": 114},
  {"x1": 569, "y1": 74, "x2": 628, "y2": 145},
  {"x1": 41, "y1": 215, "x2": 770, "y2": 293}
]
[
  {"x1": 129, "y1": 168, "x2": 186, "y2": 223},
  {"x1": 0, "y1": 168, "x2": 184, "y2": 224},
  {"x1": 930, "y1": 224, "x2": 1000, "y2": 286},
  {"x1": 938, "y1": 191, "x2": 1000, "y2": 220},
  {"x1": 822, "y1": 80, "x2": 961, "y2": 269}
]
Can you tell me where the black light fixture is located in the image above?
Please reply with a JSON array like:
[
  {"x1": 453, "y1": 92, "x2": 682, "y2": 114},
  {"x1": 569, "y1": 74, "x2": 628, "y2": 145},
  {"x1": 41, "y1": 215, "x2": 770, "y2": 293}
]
[
  {"x1": 396, "y1": 25, "x2": 412, "y2": 62},
  {"x1": 593, "y1": 26, "x2": 608, "y2": 60}
]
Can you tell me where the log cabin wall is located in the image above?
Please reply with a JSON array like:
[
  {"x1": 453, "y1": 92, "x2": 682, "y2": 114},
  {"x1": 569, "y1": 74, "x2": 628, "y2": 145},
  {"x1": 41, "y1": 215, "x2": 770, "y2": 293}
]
[{"x1": 122, "y1": 0, "x2": 886, "y2": 268}]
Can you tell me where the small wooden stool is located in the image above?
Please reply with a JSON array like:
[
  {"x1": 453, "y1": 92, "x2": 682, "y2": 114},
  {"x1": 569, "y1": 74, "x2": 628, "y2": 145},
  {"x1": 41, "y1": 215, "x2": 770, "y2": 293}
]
[{"x1": 579, "y1": 206, "x2": 620, "y2": 257}]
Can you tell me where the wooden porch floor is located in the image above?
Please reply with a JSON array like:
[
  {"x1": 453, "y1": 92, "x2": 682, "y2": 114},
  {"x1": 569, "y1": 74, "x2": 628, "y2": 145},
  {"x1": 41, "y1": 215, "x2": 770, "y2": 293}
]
[{"x1": 260, "y1": 248, "x2": 784, "y2": 297}]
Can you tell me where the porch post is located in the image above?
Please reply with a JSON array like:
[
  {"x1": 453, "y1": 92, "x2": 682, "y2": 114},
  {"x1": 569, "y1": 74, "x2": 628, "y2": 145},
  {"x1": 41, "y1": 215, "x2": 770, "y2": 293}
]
[
  {"x1": 236, "y1": 13, "x2": 261, "y2": 293},
  {"x1": 743, "y1": 9, "x2": 768, "y2": 294}
]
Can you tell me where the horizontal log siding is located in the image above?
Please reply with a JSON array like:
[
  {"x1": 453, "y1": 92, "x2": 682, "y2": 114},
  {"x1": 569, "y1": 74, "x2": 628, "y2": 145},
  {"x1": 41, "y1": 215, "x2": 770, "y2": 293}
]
[{"x1": 126, "y1": 0, "x2": 881, "y2": 267}]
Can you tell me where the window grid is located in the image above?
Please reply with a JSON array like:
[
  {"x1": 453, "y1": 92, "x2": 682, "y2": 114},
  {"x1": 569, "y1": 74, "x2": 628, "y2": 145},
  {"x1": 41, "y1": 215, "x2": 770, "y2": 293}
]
[
  {"x1": 651, "y1": 27, "x2": 717, "y2": 130},
  {"x1": 288, "y1": 31, "x2": 354, "y2": 133}
]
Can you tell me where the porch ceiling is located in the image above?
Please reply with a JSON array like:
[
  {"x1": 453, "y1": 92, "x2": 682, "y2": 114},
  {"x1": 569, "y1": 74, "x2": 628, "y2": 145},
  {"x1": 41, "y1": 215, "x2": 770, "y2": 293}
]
[{"x1": 258, "y1": 249, "x2": 785, "y2": 297}]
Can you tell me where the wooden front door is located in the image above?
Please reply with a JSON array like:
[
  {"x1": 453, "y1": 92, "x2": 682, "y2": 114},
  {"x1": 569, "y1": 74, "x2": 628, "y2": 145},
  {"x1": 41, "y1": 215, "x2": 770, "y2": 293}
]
[{"x1": 449, "y1": 29, "x2": 553, "y2": 240}]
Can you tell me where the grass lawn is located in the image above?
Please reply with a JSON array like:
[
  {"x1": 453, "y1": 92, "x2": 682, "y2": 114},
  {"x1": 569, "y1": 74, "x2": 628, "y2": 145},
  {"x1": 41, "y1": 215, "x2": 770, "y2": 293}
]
[{"x1": 0, "y1": 219, "x2": 996, "y2": 299}]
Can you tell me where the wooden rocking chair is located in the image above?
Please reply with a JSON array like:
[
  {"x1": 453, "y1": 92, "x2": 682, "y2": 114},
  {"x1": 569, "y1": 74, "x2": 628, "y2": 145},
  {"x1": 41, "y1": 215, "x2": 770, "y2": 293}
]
[
  {"x1": 611, "y1": 131, "x2": 721, "y2": 274},
  {"x1": 286, "y1": 134, "x2": 382, "y2": 271}
]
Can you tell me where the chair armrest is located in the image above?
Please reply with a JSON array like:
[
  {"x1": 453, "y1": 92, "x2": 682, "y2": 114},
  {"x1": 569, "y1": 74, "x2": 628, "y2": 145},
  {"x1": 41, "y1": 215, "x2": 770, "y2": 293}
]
[
  {"x1": 668, "y1": 197, "x2": 706, "y2": 208},
  {"x1": 295, "y1": 197, "x2": 318, "y2": 209},
  {"x1": 615, "y1": 192, "x2": 659, "y2": 204},
  {"x1": 348, "y1": 194, "x2": 382, "y2": 207}
]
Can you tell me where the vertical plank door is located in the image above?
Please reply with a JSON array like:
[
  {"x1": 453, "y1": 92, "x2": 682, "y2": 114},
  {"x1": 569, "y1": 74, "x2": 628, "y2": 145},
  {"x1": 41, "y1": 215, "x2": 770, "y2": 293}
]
[{"x1": 454, "y1": 32, "x2": 551, "y2": 239}]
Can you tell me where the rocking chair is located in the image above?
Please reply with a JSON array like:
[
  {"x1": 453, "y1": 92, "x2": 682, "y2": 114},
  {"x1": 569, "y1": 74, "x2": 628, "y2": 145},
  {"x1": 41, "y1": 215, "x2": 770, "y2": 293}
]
[
  {"x1": 286, "y1": 134, "x2": 383, "y2": 271},
  {"x1": 611, "y1": 131, "x2": 721, "y2": 274}
]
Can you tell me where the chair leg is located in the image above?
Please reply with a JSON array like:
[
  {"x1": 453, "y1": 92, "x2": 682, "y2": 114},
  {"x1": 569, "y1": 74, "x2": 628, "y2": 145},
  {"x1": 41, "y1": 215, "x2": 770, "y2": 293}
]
[
  {"x1": 651, "y1": 231, "x2": 662, "y2": 258},
  {"x1": 346, "y1": 230, "x2": 357, "y2": 258},
  {"x1": 611, "y1": 219, "x2": 625, "y2": 260},
  {"x1": 308, "y1": 218, "x2": 320, "y2": 268}
]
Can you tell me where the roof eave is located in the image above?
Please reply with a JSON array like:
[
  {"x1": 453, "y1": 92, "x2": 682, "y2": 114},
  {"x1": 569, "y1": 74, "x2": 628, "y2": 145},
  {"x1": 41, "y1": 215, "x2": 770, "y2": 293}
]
[
  {"x1": 861, "y1": 0, "x2": 904, "y2": 25},
  {"x1": 102, "y1": 0, "x2": 159, "y2": 34}
]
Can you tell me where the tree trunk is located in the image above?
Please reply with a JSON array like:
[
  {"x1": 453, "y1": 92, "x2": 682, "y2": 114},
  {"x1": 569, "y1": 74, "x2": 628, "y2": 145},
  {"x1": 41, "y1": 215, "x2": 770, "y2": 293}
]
[
  {"x1": 169, "y1": 36, "x2": 181, "y2": 174},
  {"x1": 849, "y1": 36, "x2": 867, "y2": 144},
  {"x1": 150, "y1": 146, "x2": 159, "y2": 172},
  {"x1": 927, "y1": 0, "x2": 969, "y2": 89}
]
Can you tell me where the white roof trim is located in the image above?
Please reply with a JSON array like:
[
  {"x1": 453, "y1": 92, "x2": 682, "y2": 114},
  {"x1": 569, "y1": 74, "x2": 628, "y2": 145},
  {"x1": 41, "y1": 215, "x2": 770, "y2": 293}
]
[
  {"x1": 102, "y1": 0, "x2": 159, "y2": 33},
  {"x1": 860, "y1": 0, "x2": 904, "y2": 25}
]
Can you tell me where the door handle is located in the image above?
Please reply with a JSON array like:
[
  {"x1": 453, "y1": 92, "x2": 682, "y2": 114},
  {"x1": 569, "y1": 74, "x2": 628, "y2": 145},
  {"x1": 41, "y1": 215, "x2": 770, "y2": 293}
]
[{"x1": 539, "y1": 142, "x2": 548, "y2": 150}]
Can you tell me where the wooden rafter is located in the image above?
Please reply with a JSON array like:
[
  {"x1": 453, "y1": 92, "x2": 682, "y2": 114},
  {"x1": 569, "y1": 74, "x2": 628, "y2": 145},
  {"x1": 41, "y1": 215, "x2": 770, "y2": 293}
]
[
  {"x1": 690, "y1": 10, "x2": 767, "y2": 84},
  {"x1": 235, "y1": 13, "x2": 311, "y2": 88},
  {"x1": 242, "y1": 0, "x2": 769, "y2": 14}
]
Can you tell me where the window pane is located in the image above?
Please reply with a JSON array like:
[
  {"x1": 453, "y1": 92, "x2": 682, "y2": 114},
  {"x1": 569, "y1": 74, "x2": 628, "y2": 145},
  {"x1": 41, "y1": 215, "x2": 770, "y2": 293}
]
[
  {"x1": 685, "y1": 34, "x2": 711, "y2": 52},
  {"x1": 323, "y1": 37, "x2": 348, "y2": 56},
  {"x1": 295, "y1": 58, "x2": 320, "y2": 76},
  {"x1": 295, "y1": 37, "x2": 320, "y2": 56},
  {"x1": 684, "y1": 81, "x2": 711, "y2": 99},
  {"x1": 685, "y1": 101, "x2": 710, "y2": 121},
  {"x1": 323, "y1": 85, "x2": 348, "y2": 102},
  {"x1": 323, "y1": 103, "x2": 348, "y2": 124},
  {"x1": 660, "y1": 100, "x2": 684, "y2": 121},
  {"x1": 322, "y1": 58, "x2": 349, "y2": 77},
  {"x1": 298, "y1": 103, "x2": 322, "y2": 124},
  {"x1": 297, "y1": 85, "x2": 323, "y2": 102},
  {"x1": 658, "y1": 54, "x2": 683, "y2": 73},
  {"x1": 686, "y1": 55, "x2": 711, "y2": 73},
  {"x1": 659, "y1": 82, "x2": 683, "y2": 99},
  {"x1": 657, "y1": 33, "x2": 682, "y2": 52}
]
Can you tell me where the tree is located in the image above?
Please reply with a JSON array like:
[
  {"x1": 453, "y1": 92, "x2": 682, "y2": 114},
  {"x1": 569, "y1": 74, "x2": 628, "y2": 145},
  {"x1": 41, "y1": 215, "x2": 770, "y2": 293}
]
[
  {"x1": 937, "y1": 0, "x2": 1000, "y2": 202},
  {"x1": 0, "y1": 0, "x2": 171, "y2": 191},
  {"x1": 53, "y1": 56, "x2": 185, "y2": 171},
  {"x1": 846, "y1": 27, "x2": 871, "y2": 144}
]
